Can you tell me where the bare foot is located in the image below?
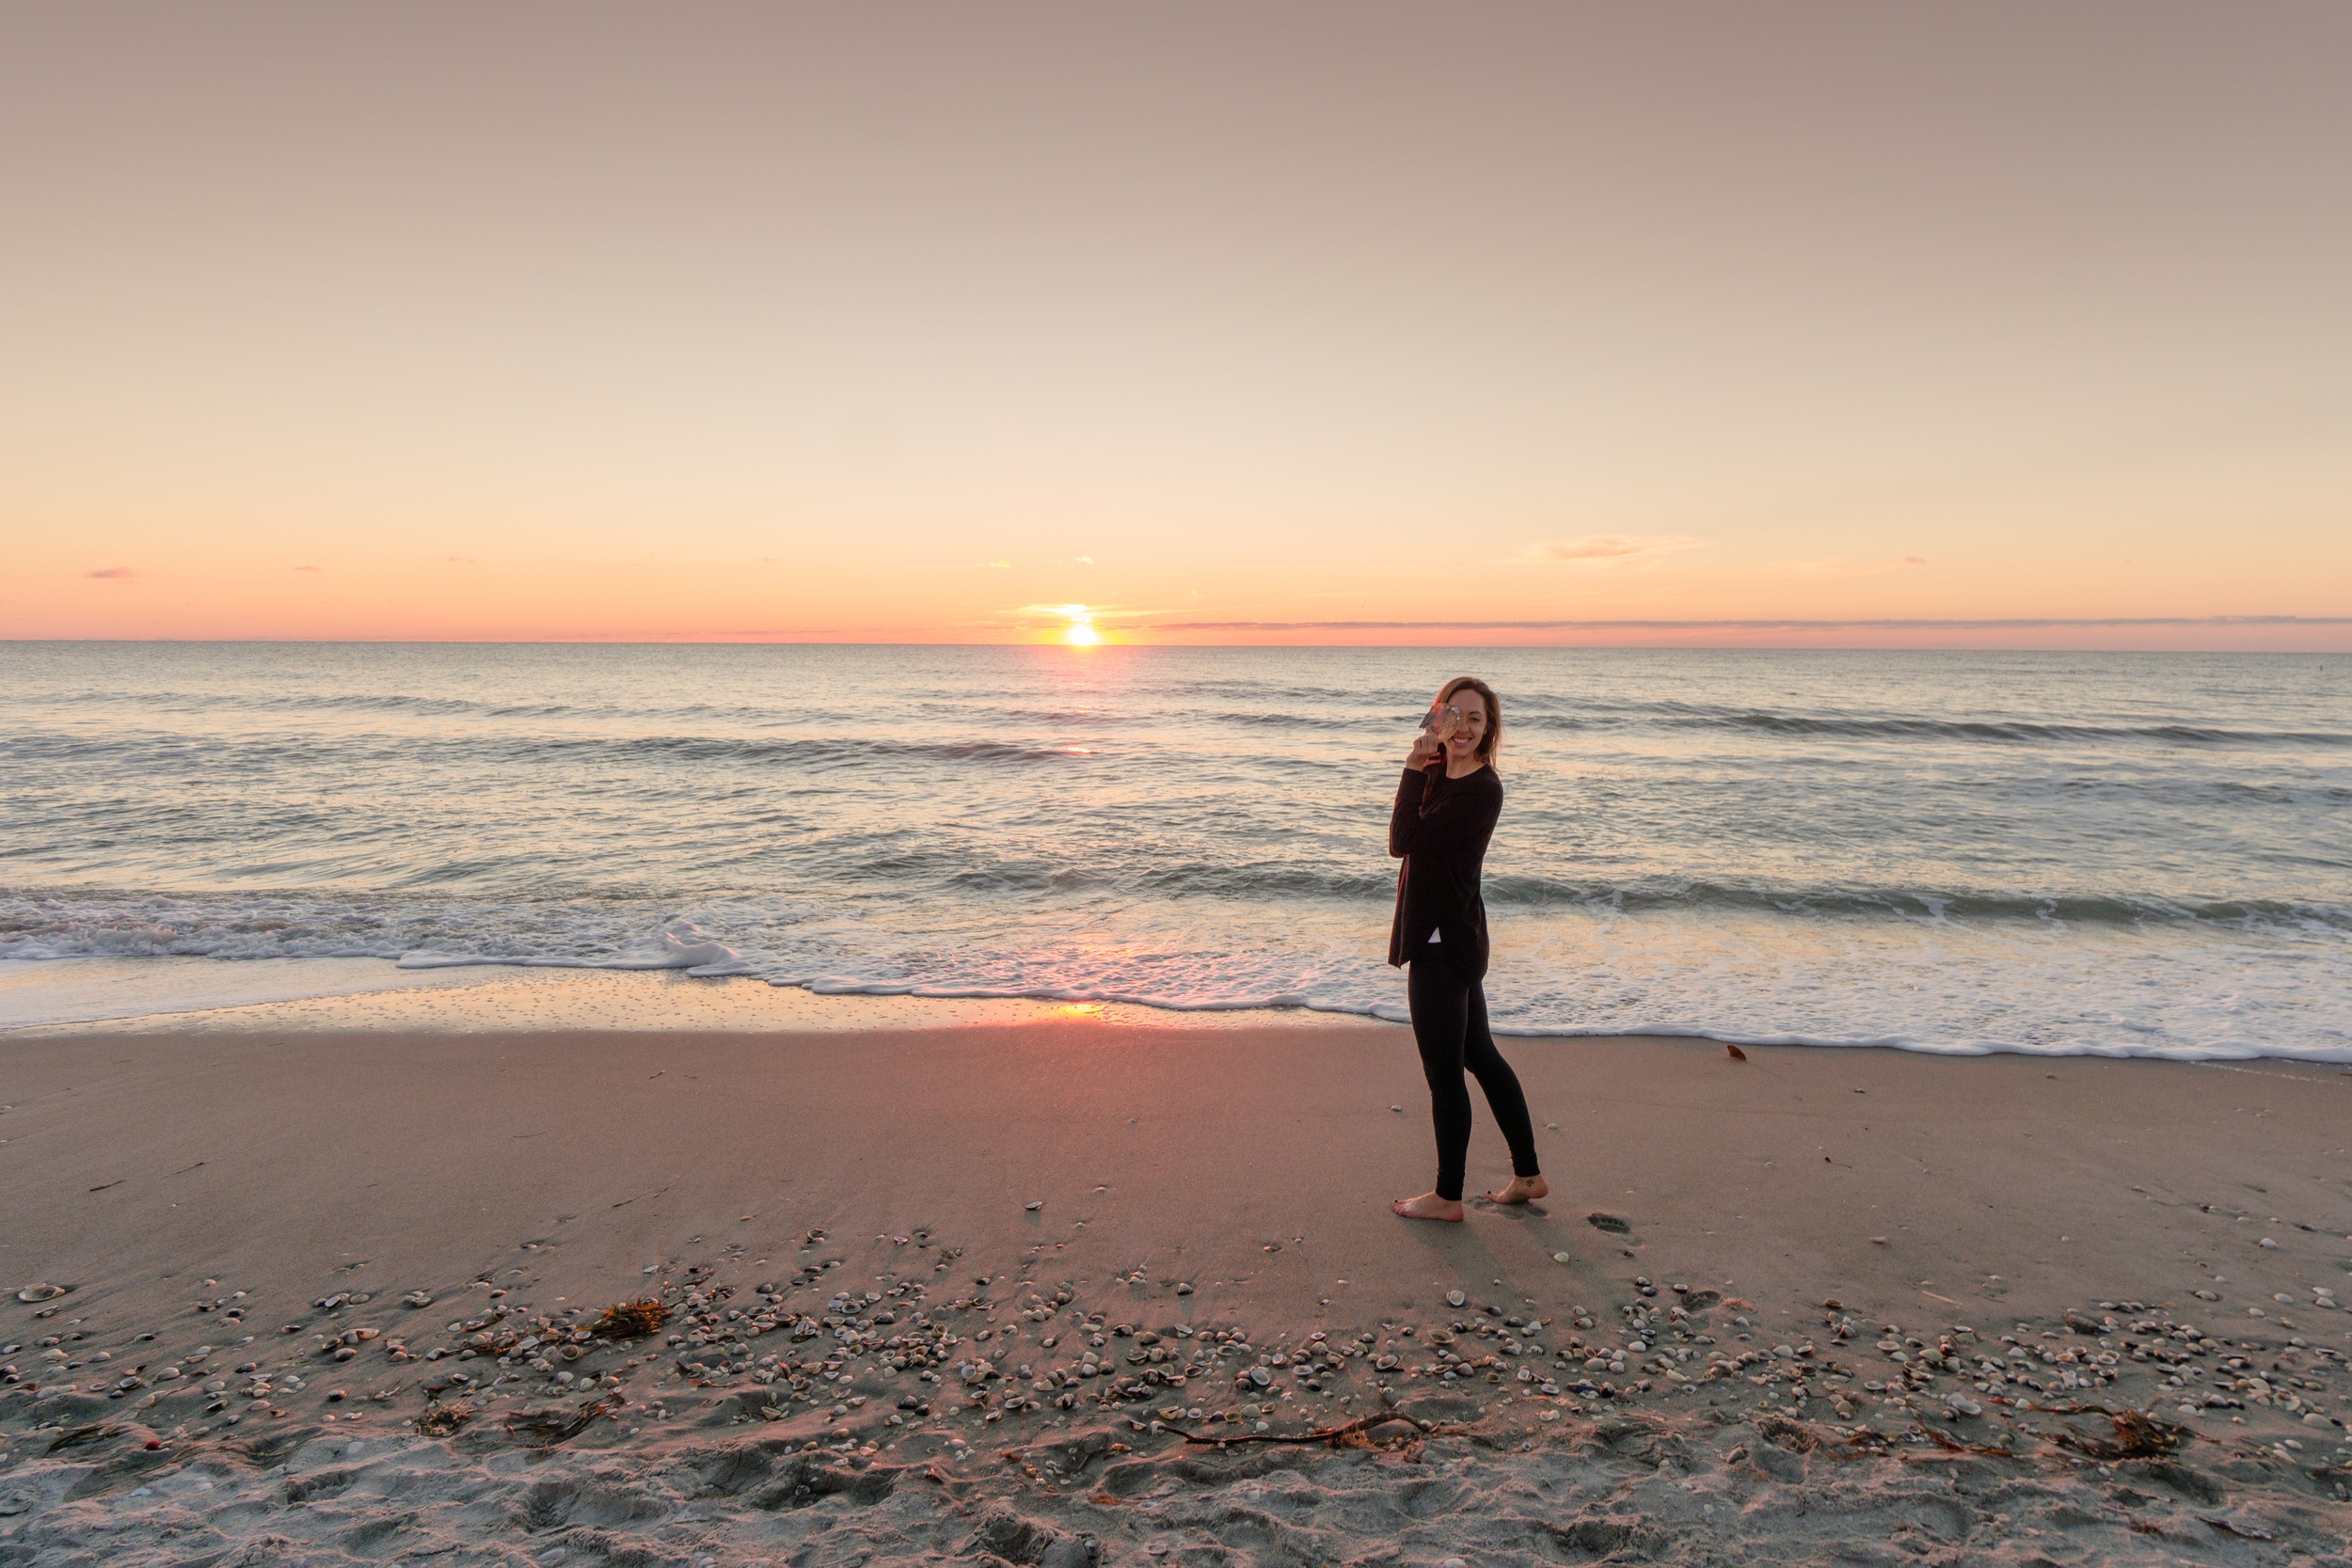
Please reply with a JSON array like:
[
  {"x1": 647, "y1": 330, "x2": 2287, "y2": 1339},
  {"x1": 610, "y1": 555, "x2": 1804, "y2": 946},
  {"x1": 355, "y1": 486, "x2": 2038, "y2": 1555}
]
[
  {"x1": 1391, "y1": 1192, "x2": 1464, "y2": 1223},
  {"x1": 1485, "y1": 1175, "x2": 1549, "y2": 1205}
]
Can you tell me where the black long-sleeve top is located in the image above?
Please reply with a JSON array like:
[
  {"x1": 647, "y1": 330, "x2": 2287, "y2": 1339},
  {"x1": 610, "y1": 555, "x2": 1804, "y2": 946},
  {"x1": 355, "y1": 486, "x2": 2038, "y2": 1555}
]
[{"x1": 1387, "y1": 762, "x2": 1503, "y2": 977}]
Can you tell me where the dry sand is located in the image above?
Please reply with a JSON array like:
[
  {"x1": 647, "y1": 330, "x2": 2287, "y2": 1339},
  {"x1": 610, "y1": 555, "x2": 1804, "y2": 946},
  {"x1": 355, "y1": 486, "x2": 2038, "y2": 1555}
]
[{"x1": 5, "y1": 1019, "x2": 2352, "y2": 1565}]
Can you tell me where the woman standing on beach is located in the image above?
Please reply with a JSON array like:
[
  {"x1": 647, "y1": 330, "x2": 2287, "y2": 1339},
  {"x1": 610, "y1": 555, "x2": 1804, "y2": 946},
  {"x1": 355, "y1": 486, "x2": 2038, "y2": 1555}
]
[{"x1": 1388, "y1": 676, "x2": 1546, "y2": 1221}]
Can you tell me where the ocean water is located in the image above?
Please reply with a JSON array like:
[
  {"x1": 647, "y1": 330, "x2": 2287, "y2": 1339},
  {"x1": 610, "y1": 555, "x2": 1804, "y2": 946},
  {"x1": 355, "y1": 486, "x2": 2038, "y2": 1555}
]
[{"x1": 1, "y1": 642, "x2": 2345, "y2": 1059}]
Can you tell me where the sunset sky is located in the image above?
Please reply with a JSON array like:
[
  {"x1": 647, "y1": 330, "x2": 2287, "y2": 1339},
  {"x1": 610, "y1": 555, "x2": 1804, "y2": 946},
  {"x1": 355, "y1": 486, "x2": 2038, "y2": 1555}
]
[{"x1": 4, "y1": 2, "x2": 2346, "y2": 647}]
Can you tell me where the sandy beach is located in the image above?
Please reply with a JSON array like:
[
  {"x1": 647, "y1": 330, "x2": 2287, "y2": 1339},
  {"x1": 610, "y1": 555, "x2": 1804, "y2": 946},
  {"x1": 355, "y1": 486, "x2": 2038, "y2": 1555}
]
[{"x1": 5, "y1": 1017, "x2": 2352, "y2": 1565}]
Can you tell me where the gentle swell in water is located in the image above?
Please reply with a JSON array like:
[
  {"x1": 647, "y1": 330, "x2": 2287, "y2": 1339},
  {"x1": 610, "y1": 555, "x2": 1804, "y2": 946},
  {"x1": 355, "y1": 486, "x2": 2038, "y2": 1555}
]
[
  {"x1": 6, "y1": 865, "x2": 2347, "y2": 974},
  {"x1": 27, "y1": 683, "x2": 2352, "y2": 750},
  {"x1": 3, "y1": 643, "x2": 2347, "y2": 1058},
  {"x1": 1501, "y1": 697, "x2": 2352, "y2": 747}
]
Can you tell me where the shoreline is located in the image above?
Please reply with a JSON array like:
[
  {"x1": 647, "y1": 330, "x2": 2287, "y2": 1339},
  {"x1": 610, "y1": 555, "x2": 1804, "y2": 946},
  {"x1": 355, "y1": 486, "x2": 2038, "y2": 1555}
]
[
  {"x1": 5, "y1": 1020, "x2": 2352, "y2": 1560},
  {"x1": 0, "y1": 958, "x2": 1391, "y2": 1039},
  {"x1": 8, "y1": 958, "x2": 2350, "y2": 1069}
]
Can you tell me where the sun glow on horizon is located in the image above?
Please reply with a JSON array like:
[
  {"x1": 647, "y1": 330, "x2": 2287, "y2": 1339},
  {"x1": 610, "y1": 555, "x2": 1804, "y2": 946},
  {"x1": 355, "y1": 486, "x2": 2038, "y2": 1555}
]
[{"x1": 1059, "y1": 607, "x2": 1101, "y2": 647}]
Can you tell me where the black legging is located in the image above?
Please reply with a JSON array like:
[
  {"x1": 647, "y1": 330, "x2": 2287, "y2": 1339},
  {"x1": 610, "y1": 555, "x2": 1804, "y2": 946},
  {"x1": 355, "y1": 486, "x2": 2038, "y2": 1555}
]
[{"x1": 1408, "y1": 958, "x2": 1540, "y2": 1202}]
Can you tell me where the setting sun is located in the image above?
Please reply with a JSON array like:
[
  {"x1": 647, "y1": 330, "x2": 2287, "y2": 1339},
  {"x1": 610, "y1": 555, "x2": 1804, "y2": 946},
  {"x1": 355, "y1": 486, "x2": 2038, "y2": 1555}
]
[{"x1": 1061, "y1": 609, "x2": 1100, "y2": 647}]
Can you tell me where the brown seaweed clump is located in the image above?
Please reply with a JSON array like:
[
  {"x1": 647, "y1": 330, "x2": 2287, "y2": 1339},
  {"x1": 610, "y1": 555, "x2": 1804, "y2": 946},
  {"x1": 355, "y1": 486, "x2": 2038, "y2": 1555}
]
[
  {"x1": 506, "y1": 1399, "x2": 615, "y2": 1448},
  {"x1": 45, "y1": 1424, "x2": 122, "y2": 1454},
  {"x1": 415, "y1": 1402, "x2": 473, "y2": 1437},
  {"x1": 590, "y1": 1298, "x2": 673, "y2": 1340},
  {"x1": 2052, "y1": 1409, "x2": 2187, "y2": 1462}
]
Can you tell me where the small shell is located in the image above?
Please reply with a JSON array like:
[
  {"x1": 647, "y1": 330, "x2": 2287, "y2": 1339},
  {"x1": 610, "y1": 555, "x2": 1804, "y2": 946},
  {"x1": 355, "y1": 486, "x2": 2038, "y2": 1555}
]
[{"x1": 15, "y1": 1284, "x2": 67, "y2": 1304}]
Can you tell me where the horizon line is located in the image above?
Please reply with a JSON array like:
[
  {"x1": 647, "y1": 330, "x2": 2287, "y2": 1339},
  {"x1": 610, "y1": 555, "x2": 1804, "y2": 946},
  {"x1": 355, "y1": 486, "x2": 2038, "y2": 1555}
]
[
  {"x1": 5, "y1": 611, "x2": 2351, "y2": 651},
  {"x1": 1128, "y1": 614, "x2": 2352, "y2": 632},
  {"x1": 15, "y1": 612, "x2": 2344, "y2": 645}
]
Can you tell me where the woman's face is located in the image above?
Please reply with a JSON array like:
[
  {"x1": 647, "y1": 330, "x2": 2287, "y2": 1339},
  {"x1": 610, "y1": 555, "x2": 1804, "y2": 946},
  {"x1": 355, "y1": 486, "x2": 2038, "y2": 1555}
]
[{"x1": 1441, "y1": 687, "x2": 1489, "y2": 766}]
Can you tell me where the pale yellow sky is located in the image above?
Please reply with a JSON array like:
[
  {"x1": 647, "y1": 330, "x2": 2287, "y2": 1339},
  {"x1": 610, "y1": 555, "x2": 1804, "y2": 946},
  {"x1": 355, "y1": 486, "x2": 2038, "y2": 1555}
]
[{"x1": 4, "y1": 2, "x2": 2346, "y2": 645}]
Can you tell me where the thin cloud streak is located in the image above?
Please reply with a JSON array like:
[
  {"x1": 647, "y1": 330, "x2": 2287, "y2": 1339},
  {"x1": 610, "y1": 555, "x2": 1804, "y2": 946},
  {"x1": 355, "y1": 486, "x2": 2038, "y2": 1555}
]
[{"x1": 1522, "y1": 535, "x2": 1705, "y2": 563}]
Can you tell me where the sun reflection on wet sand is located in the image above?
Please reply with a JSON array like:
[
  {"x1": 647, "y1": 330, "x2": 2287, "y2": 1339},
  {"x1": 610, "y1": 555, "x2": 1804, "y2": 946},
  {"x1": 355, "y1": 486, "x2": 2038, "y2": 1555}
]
[{"x1": 2, "y1": 960, "x2": 1387, "y2": 1037}]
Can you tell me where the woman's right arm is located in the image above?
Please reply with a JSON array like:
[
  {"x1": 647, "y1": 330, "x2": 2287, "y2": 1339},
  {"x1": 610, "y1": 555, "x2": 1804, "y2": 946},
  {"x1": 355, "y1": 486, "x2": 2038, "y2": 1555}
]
[
  {"x1": 1390, "y1": 767, "x2": 1501, "y2": 860},
  {"x1": 1388, "y1": 766, "x2": 1432, "y2": 859},
  {"x1": 1387, "y1": 728, "x2": 1445, "y2": 857}
]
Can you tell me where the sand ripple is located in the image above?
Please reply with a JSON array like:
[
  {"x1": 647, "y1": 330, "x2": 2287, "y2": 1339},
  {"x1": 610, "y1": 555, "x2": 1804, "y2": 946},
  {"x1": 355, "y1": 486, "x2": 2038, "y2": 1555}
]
[{"x1": 5, "y1": 1401, "x2": 2349, "y2": 1567}]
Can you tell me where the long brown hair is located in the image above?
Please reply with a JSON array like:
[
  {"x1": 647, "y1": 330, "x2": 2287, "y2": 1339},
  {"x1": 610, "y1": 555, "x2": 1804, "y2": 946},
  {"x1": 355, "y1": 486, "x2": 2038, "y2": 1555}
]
[{"x1": 1438, "y1": 675, "x2": 1502, "y2": 767}]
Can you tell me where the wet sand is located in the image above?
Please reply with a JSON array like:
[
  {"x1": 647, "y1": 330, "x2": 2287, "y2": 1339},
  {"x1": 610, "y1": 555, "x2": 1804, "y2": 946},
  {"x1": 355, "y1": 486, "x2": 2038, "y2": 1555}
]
[{"x1": 4, "y1": 1021, "x2": 2351, "y2": 1565}]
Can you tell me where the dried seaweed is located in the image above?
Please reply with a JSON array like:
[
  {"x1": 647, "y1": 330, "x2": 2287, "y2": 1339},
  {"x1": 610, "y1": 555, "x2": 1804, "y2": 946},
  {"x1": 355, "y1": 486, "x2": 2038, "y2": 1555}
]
[
  {"x1": 2046, "y1": 1408, "x2": 2188, "y2": 1462},
  {"x1": 2200, "y1": 1514, "x2": 2276, "y2": 1541},
  {"x1": 414, "y1": 1402, "x2": 473, "y2": 1437},
  {"x1": 505, "y1": 1398, "x2": 614, "y2": 1447},
  {"x1": 1857, "y1": 1402, "x2": 2184, "y2": 1465},
  {"x1": 1755, "y1": 1414, "x2": 1823, "y2": 1451},
  {"x1": 1914, "y1": 1422, "x2": 2026, "y2": 1459},
  {"x1": 1766, "y1": 1416, "x2": 2019, "y2": 1463},
  {"x1": 45, "y1": 1423, "x2": 121, "y2": 1453},
  {"x1": 590, "y1": 1298, "x2": 673, "y2": 1340},
  {"x1": 1161, "y1": 1411, "x2": 1455, "y2": 1452}
]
